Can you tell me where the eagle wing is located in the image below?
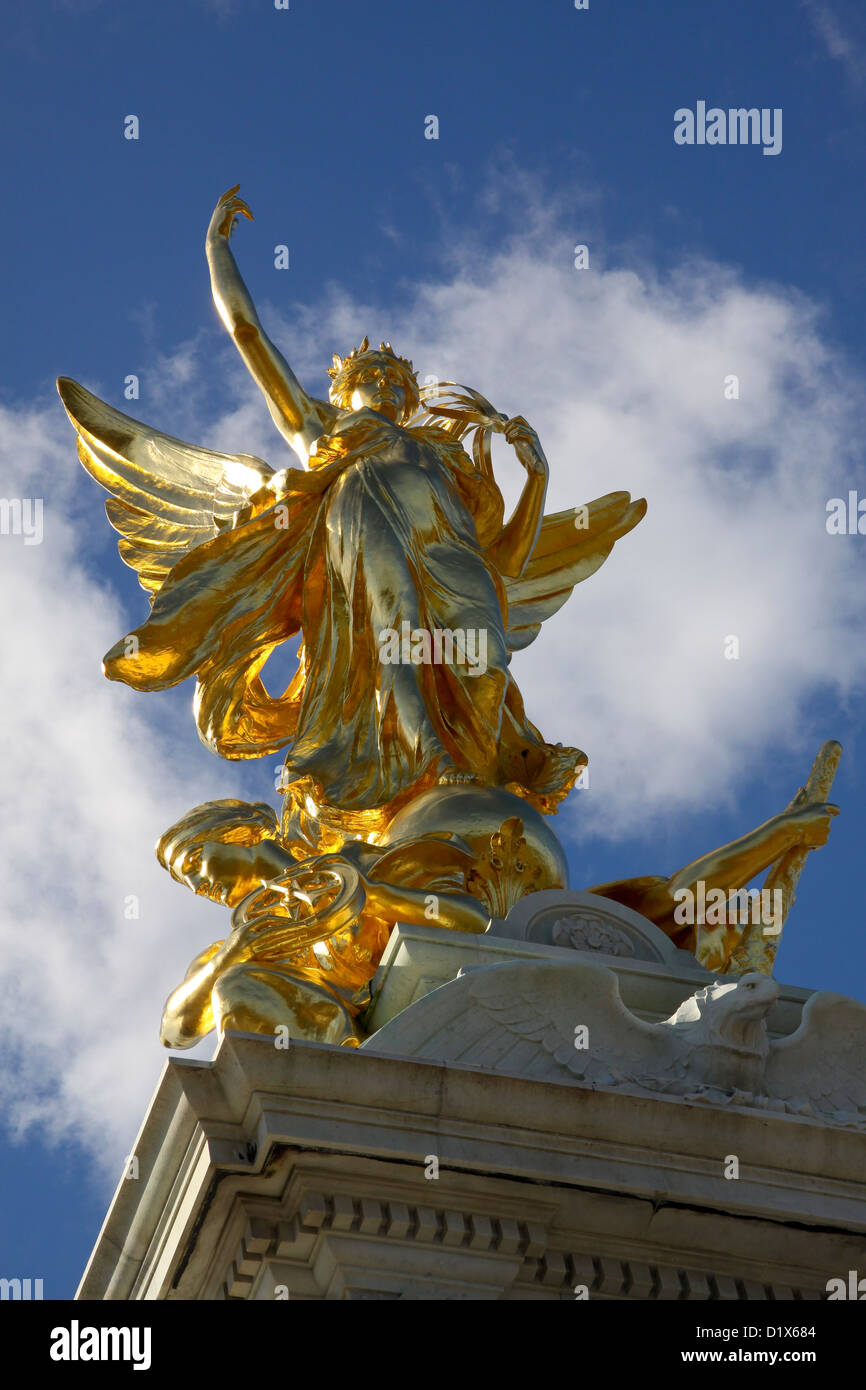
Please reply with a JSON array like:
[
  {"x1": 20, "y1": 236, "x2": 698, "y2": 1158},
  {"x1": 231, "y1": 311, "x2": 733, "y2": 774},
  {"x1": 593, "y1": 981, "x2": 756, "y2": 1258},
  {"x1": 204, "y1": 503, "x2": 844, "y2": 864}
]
[
  {"x1": 763, "y1": 992, "x2": 866, "y2": 1128},
  {"x1": 364, "y1": 959, "x2": 684, "y2": 1090},
  {"x1": 58, "y1": 377, "x2": 274, "y2": 599}
]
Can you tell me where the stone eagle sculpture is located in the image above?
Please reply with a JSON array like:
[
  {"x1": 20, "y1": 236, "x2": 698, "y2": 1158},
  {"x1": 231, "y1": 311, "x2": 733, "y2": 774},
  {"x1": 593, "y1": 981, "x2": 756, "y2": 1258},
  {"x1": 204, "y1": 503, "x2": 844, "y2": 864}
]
[{"x1": 363, "y1": 959, "x2": 866, "y2": 1129}]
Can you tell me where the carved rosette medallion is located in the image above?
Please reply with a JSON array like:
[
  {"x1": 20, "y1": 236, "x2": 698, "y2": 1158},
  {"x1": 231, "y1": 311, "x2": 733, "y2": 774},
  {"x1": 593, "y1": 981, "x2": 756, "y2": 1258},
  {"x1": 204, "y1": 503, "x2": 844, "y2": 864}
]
[{"x1": 551, "y1": 915, "x2": 635, "y2": 957}]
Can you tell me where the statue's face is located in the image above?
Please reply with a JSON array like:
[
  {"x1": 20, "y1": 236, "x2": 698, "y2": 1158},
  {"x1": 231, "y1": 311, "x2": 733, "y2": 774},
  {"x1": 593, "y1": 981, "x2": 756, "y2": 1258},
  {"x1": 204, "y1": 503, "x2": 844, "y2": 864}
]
[{"x1": 347, "y1": 356, "x2": 411, "y2": 422}]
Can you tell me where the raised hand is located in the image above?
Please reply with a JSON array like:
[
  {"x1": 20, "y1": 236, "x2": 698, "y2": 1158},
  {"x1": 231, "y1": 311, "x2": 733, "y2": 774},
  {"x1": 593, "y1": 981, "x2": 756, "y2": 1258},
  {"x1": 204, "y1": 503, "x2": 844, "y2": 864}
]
[
  {"x1": 208, "y1": 184, "x2": 254, "y2": 243},
  {"x1": 503, "y1": 415, "x2": 549, "y2": 479},
  {"x1": 783, "y1": 799, "x2": 840, "y2": 850}
]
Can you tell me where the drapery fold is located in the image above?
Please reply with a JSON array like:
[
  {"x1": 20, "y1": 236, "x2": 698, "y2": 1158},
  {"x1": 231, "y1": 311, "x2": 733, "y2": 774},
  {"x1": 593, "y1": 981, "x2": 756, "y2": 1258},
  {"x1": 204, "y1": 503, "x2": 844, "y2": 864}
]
[{"x1": 104, "y1": 413, "x2": 583, "y2": 821}]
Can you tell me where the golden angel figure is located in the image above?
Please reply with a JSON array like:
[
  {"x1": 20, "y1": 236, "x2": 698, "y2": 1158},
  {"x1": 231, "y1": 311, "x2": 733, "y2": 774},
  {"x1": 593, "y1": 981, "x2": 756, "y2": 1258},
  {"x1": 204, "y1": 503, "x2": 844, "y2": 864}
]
[
  {"x1": 59, "y1": 186, "x2": 646, "y2": 843},
  {"x1": 59, "y1": 188, "x2": 840, "y2": 1045}
]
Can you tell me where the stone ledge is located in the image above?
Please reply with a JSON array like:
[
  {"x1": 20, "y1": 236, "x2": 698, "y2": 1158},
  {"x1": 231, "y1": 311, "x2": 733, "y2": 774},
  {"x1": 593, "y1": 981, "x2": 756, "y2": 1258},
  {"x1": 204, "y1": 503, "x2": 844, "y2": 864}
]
[
  {"x1": 365, "y1": 920, "x2": 815, "y2": 1038},
  {"x1": 76, "y1": 1032, "x2": 866, "y2": 1301},
  {"x1": 216, "y1": 1201, "x2": 826, "y2": 1302}
]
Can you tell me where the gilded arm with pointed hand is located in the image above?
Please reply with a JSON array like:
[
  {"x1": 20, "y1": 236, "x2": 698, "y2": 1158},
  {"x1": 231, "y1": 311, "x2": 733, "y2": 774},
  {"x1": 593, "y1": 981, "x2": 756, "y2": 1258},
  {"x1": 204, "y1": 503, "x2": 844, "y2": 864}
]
[
  {"x1": 666, "y1": 799, "x2": 838, "y2": 905},
  {"x1": 205, "y1": 186, "x2": 335, "y2": 461},
  {"x1": 589, "y1": 796, "x2": 839, "y2": 970}
]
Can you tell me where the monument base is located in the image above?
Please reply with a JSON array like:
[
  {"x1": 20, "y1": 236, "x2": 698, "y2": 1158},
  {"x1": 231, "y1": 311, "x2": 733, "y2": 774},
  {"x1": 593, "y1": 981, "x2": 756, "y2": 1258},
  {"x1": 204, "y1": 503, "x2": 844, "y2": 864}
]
[{"x1": 77, "y1": 909, "x2": 865, "y2": 1301}]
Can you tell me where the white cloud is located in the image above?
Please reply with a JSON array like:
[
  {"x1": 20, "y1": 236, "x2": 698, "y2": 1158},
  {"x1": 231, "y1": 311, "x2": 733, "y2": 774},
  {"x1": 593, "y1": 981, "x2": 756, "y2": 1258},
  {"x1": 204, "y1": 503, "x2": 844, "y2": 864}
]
[
  {"x1": 802, "y1": 0, "x2": 866, "y2": 88},
  {"x1": 0, "y1": 399, "x2": 231, "y2": 1178},
  {"x1": 2, "y1": 180, "x2": 866, "y2": 1179}
]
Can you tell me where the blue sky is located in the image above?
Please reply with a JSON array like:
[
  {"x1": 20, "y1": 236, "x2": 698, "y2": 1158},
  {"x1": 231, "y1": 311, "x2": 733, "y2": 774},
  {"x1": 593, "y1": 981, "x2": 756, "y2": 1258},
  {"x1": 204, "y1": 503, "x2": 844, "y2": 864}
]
[{"x1": 2, "y1": 0, "x2": 866, "y2": 1298}]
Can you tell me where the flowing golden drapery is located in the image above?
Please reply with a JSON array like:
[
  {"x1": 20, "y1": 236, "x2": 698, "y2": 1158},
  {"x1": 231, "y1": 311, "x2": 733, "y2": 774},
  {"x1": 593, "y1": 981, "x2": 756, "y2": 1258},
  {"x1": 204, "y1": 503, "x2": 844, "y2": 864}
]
[{"x1": 103, "y1": 411, "x2": 584, "y2": 828}]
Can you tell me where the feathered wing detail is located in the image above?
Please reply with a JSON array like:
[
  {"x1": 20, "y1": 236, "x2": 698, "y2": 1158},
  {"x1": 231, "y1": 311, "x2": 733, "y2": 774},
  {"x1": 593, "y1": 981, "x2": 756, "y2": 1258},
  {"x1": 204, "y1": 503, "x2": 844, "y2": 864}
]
[
  {"x1": 763, "y1": 993, "x2": 866, "y2": 1128},
  {"x1": 467, "y1": 960, "x2": 682, "y2": 1085},
  {"x1": 363, "y1": 959, "x2": 685, "y2": 1089},
  {"x1": 58, "y1": 377, "x2": 274, "y2": 597},
  {"x1": 504, "y1": 493, "x2": 647, "y2": 652}
]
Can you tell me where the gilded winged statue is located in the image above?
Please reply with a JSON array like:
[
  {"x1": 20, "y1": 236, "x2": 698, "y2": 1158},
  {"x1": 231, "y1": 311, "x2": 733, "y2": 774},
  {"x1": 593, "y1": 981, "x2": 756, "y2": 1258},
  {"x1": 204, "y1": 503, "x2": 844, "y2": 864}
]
[{"x1": 59, "y1": 187, "x2": 839, "y2": 1047}]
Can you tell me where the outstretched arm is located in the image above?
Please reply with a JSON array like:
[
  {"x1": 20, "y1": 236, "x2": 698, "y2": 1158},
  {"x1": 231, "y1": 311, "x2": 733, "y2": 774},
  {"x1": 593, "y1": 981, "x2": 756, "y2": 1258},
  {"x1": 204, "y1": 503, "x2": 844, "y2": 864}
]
[
  {"x1": 487, "y1": 416, "x2": 549, "y2": 579},
  {"x1": 667, "y1": 801, "x2": 839, "y2": 901},
  {"x1": 206, "y1": 186, "x2": 336, "y2": 462},
  {"x1": 589, "y1": 801, "x2": 839, "y2": 928}
]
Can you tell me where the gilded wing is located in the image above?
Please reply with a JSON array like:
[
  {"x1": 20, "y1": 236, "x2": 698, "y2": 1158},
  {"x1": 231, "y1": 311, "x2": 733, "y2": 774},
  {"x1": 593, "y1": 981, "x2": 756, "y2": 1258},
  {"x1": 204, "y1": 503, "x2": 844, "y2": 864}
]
[
  {"x1": 58, "y1": 377, "x2": 274, "y2": 598},
  {"x1": 505, "y1": 493, "x2": 647, "y2": 651}
]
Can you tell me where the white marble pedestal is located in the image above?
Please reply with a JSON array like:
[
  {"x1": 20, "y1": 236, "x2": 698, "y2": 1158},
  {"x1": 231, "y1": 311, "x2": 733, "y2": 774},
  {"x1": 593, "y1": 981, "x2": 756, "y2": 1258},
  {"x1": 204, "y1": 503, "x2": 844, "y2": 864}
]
[{"x1": 76, "y1": 895, "x2": 866, "y2": 1301}]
